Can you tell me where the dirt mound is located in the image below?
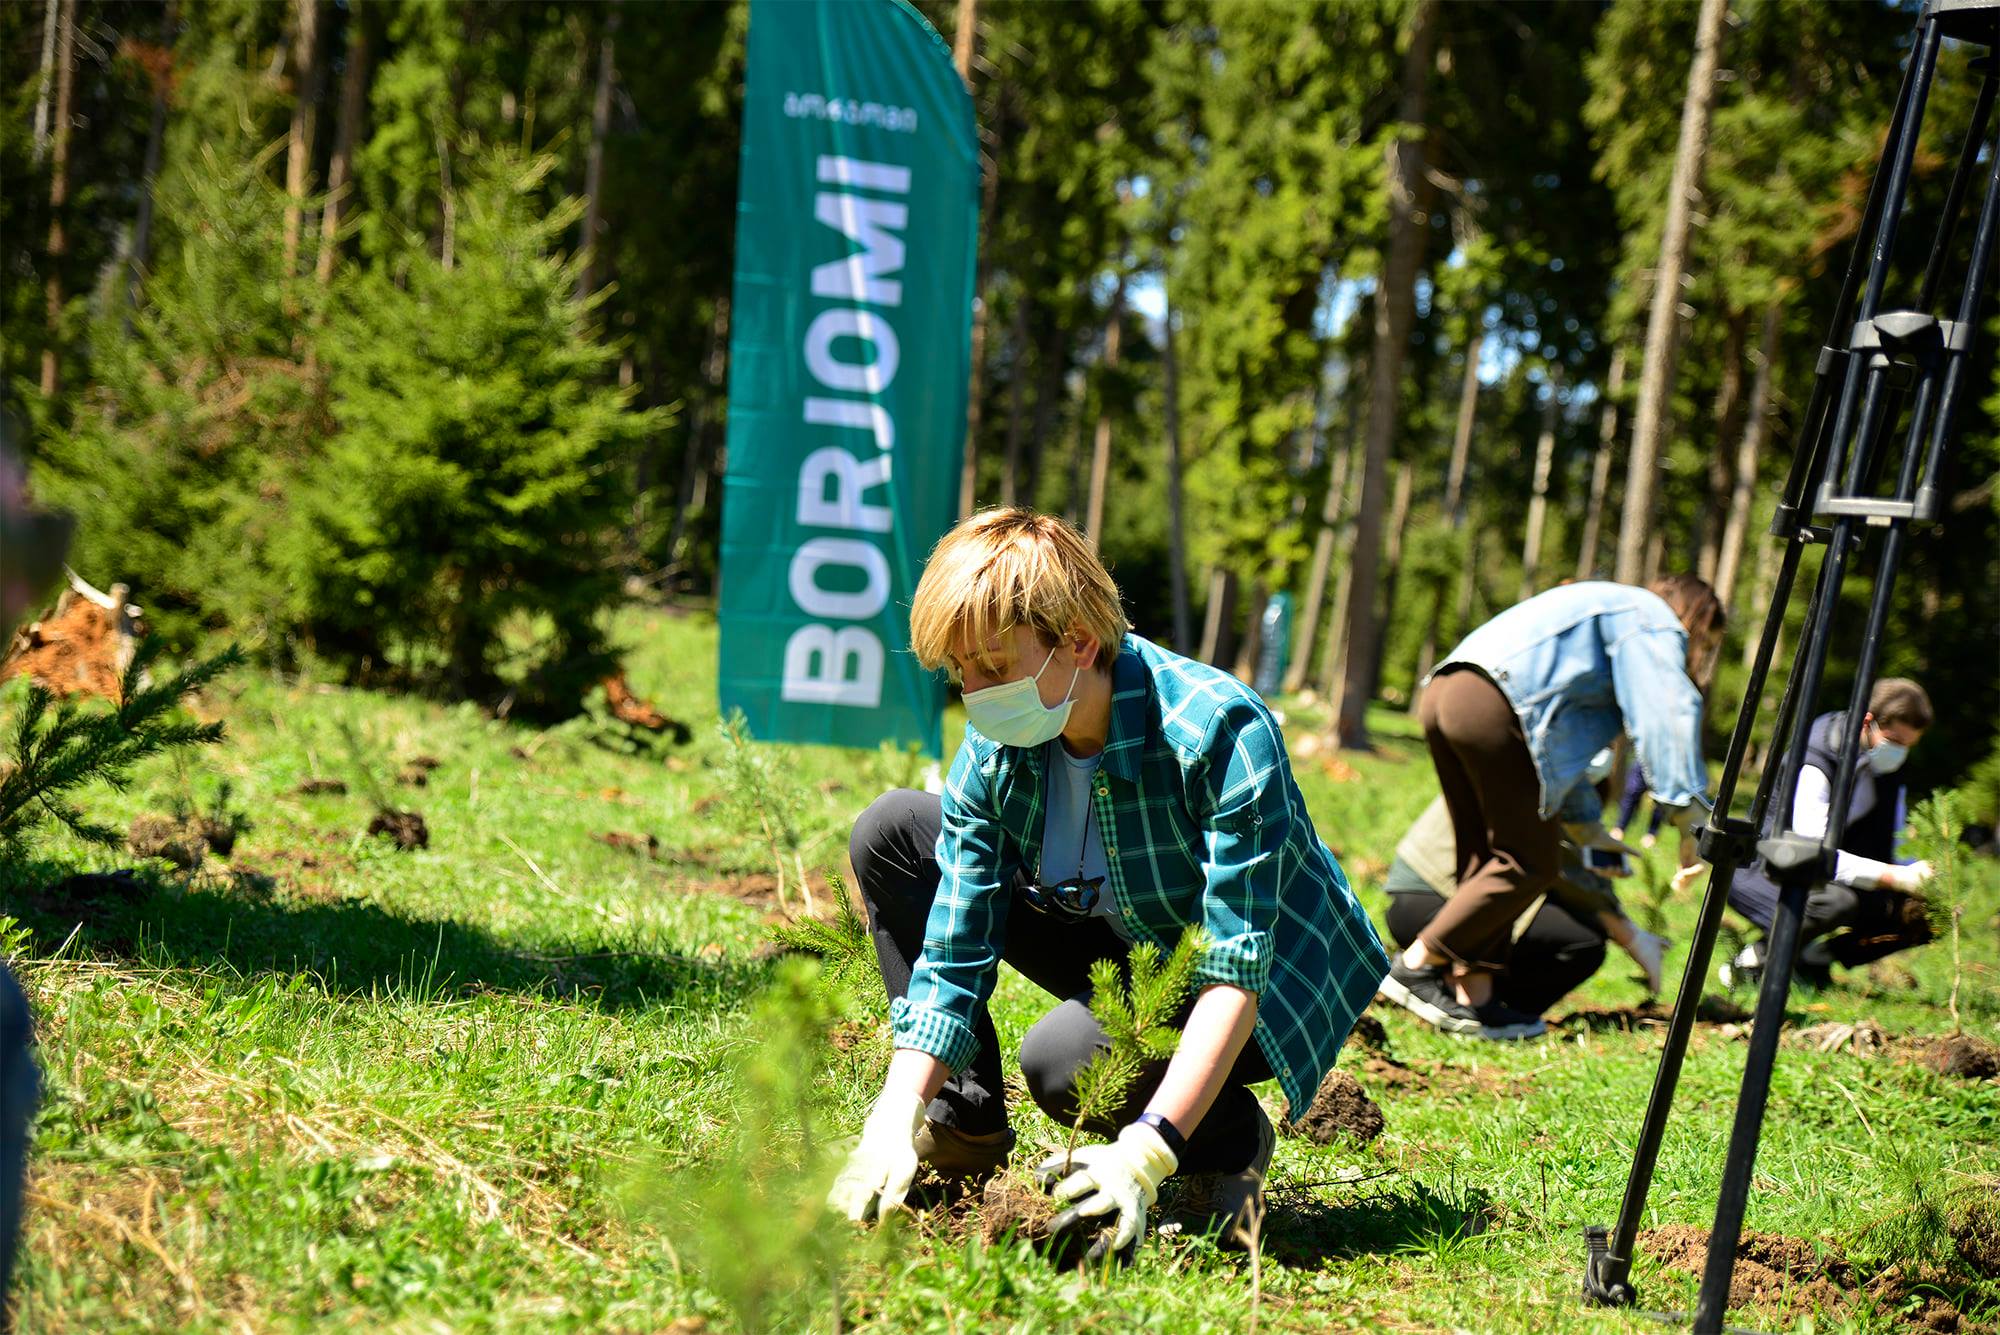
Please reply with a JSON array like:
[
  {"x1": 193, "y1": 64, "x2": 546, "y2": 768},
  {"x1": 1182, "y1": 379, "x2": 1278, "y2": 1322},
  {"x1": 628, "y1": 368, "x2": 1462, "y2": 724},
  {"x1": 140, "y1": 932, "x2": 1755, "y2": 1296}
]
[
  {"x1": 1348, "y1": 1012, "x2": 1389, "y2": 1050},
  {"x1": 296, "y1": 777, "x2": 348, "y2": 796},
  {"x1": 1643, "y1": 1223, "x2": 1850, "y2": 1313},
  {"x1": 1359, "y1": 1052, "x2": 1421, "y2": 1090},
  {"x1": 1556, "y1": 994, "x2": 1750, "y2": 1033},
  {"x1": 1955, "y1": 1196, "x2": 2000, "y2": 1279},
  {"x1": 1923, "y1": 1033, "x2": 2000, "y2": 1081},
  {"x1": 396, "y1": 766, "x2": 429, "y2": 787},
  {"x1": 1281, "y1": 1070, "x2": 1385, "y2": 1145},
  {"x1": 593, "y1": 831, "x2": 661, "y2": 857},
  {"x1": 367, "y1": 809, "x2": 428, "y2": 850},
  {"x1": 978, "y1": 1172, "x2": 1121, "y2": 1267},
  {"x1": 128, "y1": 813, "x2": 207, "y2": 870},
  {"x1": 1, "y1": 584, "x2": 139, "y2": 699},
  {"x1": 405, "y1": 754, "x2": 441, "y2": 771}
]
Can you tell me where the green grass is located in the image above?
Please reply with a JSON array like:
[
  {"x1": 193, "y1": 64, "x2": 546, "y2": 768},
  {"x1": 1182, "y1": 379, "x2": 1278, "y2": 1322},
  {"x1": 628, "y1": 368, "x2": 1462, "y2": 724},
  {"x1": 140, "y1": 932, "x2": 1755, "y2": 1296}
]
[{"x1": 2, "y1": 605, "x2": 1995, "y2": 1332}]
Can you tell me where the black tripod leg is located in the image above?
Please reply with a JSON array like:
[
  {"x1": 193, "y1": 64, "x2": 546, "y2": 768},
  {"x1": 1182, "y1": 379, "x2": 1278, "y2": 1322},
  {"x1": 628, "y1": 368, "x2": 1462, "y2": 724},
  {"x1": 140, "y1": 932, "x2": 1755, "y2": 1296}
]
[
  {"x1": 1583, "y1": 842, "x2": 1743, "y2": 1306},
  {"x1": 1693, "y1": 870, "x2": 1811, "y2": 1333}
]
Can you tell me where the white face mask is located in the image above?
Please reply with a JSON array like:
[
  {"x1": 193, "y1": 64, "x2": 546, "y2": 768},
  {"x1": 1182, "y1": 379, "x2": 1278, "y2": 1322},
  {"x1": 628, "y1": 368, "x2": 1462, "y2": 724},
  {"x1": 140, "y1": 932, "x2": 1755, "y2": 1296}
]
[
  {"x1": 1868, "y1": 740, "x2": 1909, "y2": 774},
  {"x1": 962, "y1": 645, "x2": 1078, "y2": 748}
]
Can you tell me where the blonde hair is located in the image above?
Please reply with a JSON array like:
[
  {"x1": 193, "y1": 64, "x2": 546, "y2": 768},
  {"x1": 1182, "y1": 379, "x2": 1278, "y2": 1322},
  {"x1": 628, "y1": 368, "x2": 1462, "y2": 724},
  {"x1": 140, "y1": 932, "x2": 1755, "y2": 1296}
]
[{"x1": 909, "y1": 508, "x2": 1129, "y2": 677}]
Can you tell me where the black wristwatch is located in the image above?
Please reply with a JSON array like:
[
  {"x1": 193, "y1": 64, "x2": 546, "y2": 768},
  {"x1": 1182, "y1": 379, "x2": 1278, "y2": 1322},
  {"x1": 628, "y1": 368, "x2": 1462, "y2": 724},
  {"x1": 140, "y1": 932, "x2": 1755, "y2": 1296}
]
[{"x1": 1134, "y1": 1111, "x2": 1187, "y2": 1160}]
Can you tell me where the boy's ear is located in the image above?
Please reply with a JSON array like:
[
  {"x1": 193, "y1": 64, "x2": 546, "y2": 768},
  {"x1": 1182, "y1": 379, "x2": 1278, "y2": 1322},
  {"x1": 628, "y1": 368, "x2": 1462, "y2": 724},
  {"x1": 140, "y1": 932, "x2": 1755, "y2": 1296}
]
[{"x1": 1073, "y1": 632, "x2": 1102, "y2": 671}]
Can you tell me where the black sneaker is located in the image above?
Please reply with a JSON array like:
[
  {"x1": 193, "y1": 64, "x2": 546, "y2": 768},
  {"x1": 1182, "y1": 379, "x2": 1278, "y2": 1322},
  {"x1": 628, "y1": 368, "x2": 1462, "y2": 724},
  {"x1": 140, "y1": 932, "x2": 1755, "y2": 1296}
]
[
  {"x1": 1472, "y1": 1000, "x2": 1547, "y2": 1041},
  {"x1": 1379, "y1": 961, "x2": 1482, "y2": 1034}
]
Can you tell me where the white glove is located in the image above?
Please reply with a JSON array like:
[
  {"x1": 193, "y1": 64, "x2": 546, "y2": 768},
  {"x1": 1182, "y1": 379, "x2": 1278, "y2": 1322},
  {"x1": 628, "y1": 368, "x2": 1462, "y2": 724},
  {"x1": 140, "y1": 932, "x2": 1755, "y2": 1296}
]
[
  {"x1": 1035, "y1": 1121, "x2": 1179, "y2": 1252},
  {"x1": 1624, "y1": 928, "x2": 1672, "y2": 995},
  {"x1": 827, "y1": 1088, "x2": 926, "y2": 1223},
  {"x1": 1880, "y1": 859, "x2": 1934, "y2": 893}
]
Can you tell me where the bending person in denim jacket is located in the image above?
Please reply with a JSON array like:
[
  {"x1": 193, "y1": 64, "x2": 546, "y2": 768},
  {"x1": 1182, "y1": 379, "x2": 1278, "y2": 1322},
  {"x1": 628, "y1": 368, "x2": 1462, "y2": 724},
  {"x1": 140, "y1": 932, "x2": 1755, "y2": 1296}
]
[{"x1": 1380, "y1": 576, "x2": 1725, "y2": 1041}]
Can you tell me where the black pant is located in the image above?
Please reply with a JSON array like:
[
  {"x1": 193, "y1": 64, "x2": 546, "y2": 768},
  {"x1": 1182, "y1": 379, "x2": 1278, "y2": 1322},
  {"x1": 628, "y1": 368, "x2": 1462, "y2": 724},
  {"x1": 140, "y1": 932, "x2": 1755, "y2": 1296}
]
[
  {"x1": 1383, "y1": 886, "x2": 1607, "y2": 1017},
  {"x1": 1729, "y1": 871, "x2": 1933, "y2": 970},
  {"x1": 850, "y1": 789, "x2": 1271, "y2": 1174}
]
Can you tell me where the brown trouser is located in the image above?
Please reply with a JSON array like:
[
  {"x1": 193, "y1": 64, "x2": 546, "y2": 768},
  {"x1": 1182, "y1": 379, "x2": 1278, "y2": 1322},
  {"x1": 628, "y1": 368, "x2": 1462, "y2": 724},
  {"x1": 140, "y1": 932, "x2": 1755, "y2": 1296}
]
[{"x1": 1416, "y1": 667, "x2": 1564, "y2": 970}]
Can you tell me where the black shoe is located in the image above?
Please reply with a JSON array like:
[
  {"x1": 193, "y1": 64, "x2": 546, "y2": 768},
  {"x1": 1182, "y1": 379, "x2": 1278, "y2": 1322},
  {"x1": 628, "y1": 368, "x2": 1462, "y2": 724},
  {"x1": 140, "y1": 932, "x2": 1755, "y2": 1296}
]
[
  {"x1": 1379, "y1": 961, "x2": 1482, "y2": 1034},
  {"x1": 1471, "y1": 1001, "x2": 1546, "y2": 1041}
]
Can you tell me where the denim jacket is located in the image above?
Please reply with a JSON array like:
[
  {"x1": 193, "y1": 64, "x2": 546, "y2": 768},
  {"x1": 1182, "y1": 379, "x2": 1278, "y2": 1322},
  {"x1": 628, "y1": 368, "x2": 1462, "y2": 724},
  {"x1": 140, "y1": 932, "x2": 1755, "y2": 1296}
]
[{"x1": 1436, "y1": 582, "x2": 1711, "y2": 821}]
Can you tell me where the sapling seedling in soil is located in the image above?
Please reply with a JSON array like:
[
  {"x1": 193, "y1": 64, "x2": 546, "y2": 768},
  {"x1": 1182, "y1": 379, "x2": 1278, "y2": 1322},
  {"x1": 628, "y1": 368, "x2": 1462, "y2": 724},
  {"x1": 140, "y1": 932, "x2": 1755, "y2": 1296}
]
[
  {"x1": 336, "y1": 717, "x2": 429, "y2": 851},
  {"x1": 716, "y1": 709, "x2": 816, "y2": 916},
  {"x1": 1910, "y1": 792, "x2": 1971, "y2": 1033}
]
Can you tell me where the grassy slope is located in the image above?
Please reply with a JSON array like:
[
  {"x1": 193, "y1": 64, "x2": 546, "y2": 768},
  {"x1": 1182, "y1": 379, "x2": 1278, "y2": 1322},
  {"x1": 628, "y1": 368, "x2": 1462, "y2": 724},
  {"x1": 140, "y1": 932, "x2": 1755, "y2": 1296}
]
[{"x1": 3, "y1": 606, "x2": 1995, "y2": 1333}]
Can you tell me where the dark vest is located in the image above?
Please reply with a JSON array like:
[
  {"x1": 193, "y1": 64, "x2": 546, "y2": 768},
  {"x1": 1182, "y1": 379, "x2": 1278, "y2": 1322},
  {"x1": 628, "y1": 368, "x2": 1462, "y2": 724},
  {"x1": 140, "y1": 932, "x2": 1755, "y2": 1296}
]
[{"x1": 1729, "y1": 710, "x2": 1907, "y2": 912}]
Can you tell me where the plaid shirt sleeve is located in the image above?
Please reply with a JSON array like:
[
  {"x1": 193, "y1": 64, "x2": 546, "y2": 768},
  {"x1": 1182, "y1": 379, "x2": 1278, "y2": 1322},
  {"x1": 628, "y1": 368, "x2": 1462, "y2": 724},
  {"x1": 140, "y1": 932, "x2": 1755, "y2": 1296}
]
[
  {"x1": 1191, "y1": 700, "x2": 1292, "y2": 997},
  {"x1": 889, "y1": 743, "x2": 1017, "y2": 1074}
]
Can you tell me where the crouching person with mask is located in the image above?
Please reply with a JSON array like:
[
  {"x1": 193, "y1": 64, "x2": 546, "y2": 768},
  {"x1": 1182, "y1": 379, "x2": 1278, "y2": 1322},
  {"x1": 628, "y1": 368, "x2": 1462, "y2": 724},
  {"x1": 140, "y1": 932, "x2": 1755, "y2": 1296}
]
[
  {"x1": 1720, "y1": 677, "x2": 1936, "y2": 991},
  {"x1": 828, "y1": 508, "x2": 1389, "y2": 1259}
]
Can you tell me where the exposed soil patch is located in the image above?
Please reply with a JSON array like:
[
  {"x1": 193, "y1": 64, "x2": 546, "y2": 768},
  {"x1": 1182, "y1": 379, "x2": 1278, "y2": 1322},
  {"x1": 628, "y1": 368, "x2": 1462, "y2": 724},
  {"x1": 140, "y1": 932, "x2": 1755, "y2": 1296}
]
[
  {"x1": 1555, "y1": 994, "x2": 1750, "y2": 1033},
  {"x1": 978, "y1": 1172, "x2": 1122, "y2": 1267},
  {"x1": 683, "y1": 871, "x2": 832, "y2": 911},
  {"x1": 405, "y1": 754, "x2": 441, "y2": 772},
  {"x1": 1348, "y1": 1012, "x2": 1389, "y2": 1051},
  {"x1": 1281, "y1": 1070, "x2": 1385, "y2": 1145},
  {"x1": 602, "y1": 671, "x2": 693, "y2": 742},
  {"x1": 296, "y1": 777, "x2": 348, "y2": 796},
  {"x1": 1359, "y1": 1052, "x2": 1421, "y2": 1091},
  {"x1": 1643, "y1": 1223, "x2": 1851, "y2": 1314},
  {"x1": 127, "y1": 814, "x2": 206, "y2": 870},
  {"x1": 1955, "y1": 1196, "x2": 2000, "y2": 1279},
  {"x1": 1913, "y1": 1032, "x2": 2000, "y2": 1080},
  {"x1": 366, "y1": 809, "x2": 429, "y2": 851},
  {"x1": 593, "y1": 831, "x2": 661, "y2": 858},
  {"x1": 396, "y1": 766, "x2": 429, "y2": 788}
]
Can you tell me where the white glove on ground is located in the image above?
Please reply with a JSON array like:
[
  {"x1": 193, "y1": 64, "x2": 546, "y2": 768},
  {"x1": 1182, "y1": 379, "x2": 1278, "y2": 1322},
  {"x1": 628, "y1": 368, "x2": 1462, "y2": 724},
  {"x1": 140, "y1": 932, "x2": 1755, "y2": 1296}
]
[
  {"x1": 1036, "y1": 1121, "x2": 1179, "y2": 1251},
  {"x1": 1624, "y1": 928, "x2": 1672, "y2": 995},
  {"x1": 827, "y1": 1088, "x2": 926, "y2": 1223}
]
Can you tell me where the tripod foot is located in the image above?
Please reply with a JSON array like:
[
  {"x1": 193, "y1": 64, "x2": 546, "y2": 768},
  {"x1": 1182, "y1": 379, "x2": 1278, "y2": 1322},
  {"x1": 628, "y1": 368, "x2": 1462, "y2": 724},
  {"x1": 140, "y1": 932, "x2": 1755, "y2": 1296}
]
[{"x1": 1583, "y1": 1225, "x2": 1637, "y2": 1307}]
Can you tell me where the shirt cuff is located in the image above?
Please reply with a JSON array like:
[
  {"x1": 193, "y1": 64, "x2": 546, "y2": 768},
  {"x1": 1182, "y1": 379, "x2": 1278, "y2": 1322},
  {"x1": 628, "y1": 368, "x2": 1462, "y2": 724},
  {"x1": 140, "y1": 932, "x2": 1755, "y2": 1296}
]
[
  {"x1": 1193, "y1": 930, "x2": 1273, "y2": 996},
  {"x1": 889, "y1": 997, "x2": 980, "y2": 1074}
]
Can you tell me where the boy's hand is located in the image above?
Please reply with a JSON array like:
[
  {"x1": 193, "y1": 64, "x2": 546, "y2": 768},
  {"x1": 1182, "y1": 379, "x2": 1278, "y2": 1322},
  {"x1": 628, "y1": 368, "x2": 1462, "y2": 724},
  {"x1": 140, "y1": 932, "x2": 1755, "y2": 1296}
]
[
  {"x1": 827, "y1": 1088, "x2": 926, "y2": 1223},
  {"x1": 1880, "y1": 859, "x2": 1934, "y2": 893}
]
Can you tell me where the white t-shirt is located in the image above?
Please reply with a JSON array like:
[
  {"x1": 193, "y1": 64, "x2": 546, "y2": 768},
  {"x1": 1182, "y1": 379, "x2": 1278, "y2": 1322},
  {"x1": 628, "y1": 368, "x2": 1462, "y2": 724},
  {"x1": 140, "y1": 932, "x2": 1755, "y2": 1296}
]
[
  {"x1": 1793, "y1": 763, "x2": 1897, "y2": 889},
  {"x1": 1039, "y1": 741, "x2": 1127, "y2": 940}
]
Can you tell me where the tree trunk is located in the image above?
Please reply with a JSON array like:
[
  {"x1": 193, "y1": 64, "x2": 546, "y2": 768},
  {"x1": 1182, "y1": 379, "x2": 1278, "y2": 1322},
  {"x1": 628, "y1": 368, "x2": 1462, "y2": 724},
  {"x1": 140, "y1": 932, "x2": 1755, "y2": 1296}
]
[
  {"x1": 1576, "y1": 348, "x2": 1626, "y2": 581},
  {"x1": 1336, "y1": 0, "x2": 1437, "y2": 749},
  {"x1": 1162, "y1": 286, "x2": 1192, "y2": 653},
  {"x1": 123, "y1": 2, "x2": 177, "y2": 326},
  {"x1": 955, "y1": 0, "x2": 991, "y2": 519},
  {"x1": 668, "y1": 297, "x2": 731, "y2": 569},
  {"x1": 1520, "y1": 372, "x2": 1561, "y2": 600},
  {"x1": 1742, "y1": 534, "x2": 1779, "y2": 672},
  {"x1": 1001, "y1": 296, "x2": 1029, "y2": 507},
  {"x1": 1198, "y1": 567, "x2": 1237, "y2": 667},
  {"x1": 1364, "y1": 459, "x2": 1418, "y2": 706},
  {"x1": 1084, "y1": 275, "x2": 1127, "y2": 539},
  {"x1": 32, "y1": 0, "x2": 58, "y2": 163},
  {"x1": 1715, "y1": 299, "x2": 1782, "y2": 607},
  {"x1": 1614, "y1": 0, "x2": 1726, "y2": 584},
  {"x1": 1287, "y1": 359, "x2": 1364, "y2": 692},
  {"x1": 283, "y1": 0, "x2": 324, "y2": 279},
  {"x1": 316, "y1": 1, "x2": 370, "y2": 287},
  {"x1": 1696, "y1": 306, "x2": 1749, "y2": 581},
  {"x1": 1024, "y1": 323, "x2": 1062, "y2": 508},
  {"x1": 1412, "y1": 332, "x2": 1485, "y2": 694},
  {"x1": 575, "y1": 4, "x2": 617, "y2": 302},
  {"x1": 39, "y1": 0, "x2": 76, "y2": 400},
  {"x1": 1233, "y1": 583, "x2": 1268, "y2": 683}
]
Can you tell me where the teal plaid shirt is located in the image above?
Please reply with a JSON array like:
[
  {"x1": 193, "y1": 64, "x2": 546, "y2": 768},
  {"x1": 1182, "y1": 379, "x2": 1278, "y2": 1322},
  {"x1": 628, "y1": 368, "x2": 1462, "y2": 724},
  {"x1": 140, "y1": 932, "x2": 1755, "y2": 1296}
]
[{"x1": 891, "y1": 633, "x2": 1390, "y2": 1118}]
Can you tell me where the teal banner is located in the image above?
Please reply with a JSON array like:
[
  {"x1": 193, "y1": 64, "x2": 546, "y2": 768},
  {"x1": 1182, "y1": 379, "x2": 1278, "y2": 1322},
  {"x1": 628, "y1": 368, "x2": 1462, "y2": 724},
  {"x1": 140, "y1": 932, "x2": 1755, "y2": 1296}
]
[{"x1": 717, "y1": 0, "x2": 977, "y2": 758}]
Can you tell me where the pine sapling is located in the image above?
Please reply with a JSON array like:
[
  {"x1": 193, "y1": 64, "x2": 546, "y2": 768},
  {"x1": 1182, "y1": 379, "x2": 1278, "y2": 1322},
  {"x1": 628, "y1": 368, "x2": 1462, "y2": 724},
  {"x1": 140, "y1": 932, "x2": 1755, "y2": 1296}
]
[
  {"x1": 0, "y1": 638, "x2": 242, "y2": 853},
  {"x1": 717, "y1": 710, "x2": 815, "y2": 916},
  {"x1": 765, "y1": 872, "x2": 882, "y2": 1018},
  {"x1": 1064, "y1": 926, "x2": 1207, "y2": 1172},
  {"x1": 1911, "y1": 793, "x2": 1969, "y2": 1033}
]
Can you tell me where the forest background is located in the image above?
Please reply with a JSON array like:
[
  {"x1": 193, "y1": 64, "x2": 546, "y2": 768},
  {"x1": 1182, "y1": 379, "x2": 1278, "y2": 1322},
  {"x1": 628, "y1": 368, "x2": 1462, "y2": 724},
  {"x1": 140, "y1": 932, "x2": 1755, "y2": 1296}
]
[{"x1": 5, "y1": 0, "x2": 1997, "y2": 803}]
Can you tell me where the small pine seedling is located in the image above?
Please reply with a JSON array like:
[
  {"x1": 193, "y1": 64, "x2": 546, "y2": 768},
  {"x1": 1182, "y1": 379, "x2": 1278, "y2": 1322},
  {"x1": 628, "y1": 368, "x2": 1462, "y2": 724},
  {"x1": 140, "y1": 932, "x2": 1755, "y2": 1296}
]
[
  {"x1": 0, "y1": 638, "x2": 242, "y2": 853},
  {"x1": 765, "y1": 872, "x2": 883, "y2": 1019},
  {"x1": 716, "y1": 709, "x2": 815, "y2": 916},
  {"x1": 1909, "y1": 792, "x2": 1970, "y2": 1033},
  {"x1": 1065, "y1": 926, "x2": 1207, "y2": 1171}
]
